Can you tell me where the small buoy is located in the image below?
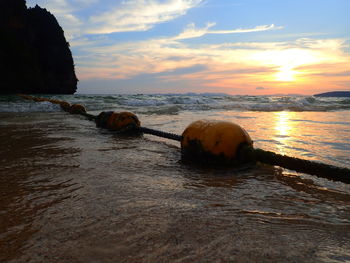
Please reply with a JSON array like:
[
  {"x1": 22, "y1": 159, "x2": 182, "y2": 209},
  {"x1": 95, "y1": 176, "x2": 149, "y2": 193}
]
[
  {"x1": 181, "y1": 120, "x2": 253, "y2": 164},
  {"x1": 69, "y1": 104, "x2": 86, "y2": 114},
  {"x1": 107, "y1": 112, "x2": 141, "y2": 131}
]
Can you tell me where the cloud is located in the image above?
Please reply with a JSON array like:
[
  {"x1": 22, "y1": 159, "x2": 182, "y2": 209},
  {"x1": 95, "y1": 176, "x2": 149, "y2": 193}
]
[
  {"x1": 297, "y1": 67, "x2": 350, "y2": 77},
  {"x1": 211, "y1": 24, "x2": 283, "y2": 34},
  {"x1": 75, "y1": 34, "x2": 350, "y2": 95},
  {"x1": 27, "y1": 0, "x2": 85, "y2": 39},
  {"x1": 87, "y1": 0, "x2": 203, "y2": 34},
  {"x1": 30, "y1": 0, "x2": 70, "y2": 12},
  {"x1": 173, "y1": 22, "x2": 216, "y2": 40},
  {"x1": 28, "y1": 0, "x2": 98, "y2": 12},
  {"x1": 173, "y1": 23, "x2": 283, "y2": 40},
  {"x1": 28, "y1": 0, "x2": 278, "y2": 41},
  {"x1": 256, "y1": 86, "x2": 266, "y2": 90},
  {"x1": 30, "y1": 0, "x2": 204, "y2": 39},
  {"x1": 156, "y1": 64, "x2": 208, "y2": 76},
  {"x1": 29, "y1": 0, "x2": 203, "y2": 38},
  {"x1": 294, "y1": 63, "x2": 350, "y2": 84},
  {"x1": 75, "y1": 33, "x2": 281, "y2": 81}
]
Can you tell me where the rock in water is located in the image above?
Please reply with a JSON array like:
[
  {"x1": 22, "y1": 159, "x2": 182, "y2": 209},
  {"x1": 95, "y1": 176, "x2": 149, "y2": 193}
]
[{"x1": 0, "y1": 0, "x2": 77, "y2": 94}]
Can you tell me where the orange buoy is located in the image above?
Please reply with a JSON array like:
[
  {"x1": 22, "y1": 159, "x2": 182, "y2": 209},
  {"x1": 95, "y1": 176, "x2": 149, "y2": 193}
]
[
  {"x1": 106, "y1": 112, "x2": 140, "y2": 131},
  {"x1": 69, "y1": 104, "x2": 86, "y2": 114},
  {"x1": 181, "y1": 120, "x2": 253, "y2": 164}
]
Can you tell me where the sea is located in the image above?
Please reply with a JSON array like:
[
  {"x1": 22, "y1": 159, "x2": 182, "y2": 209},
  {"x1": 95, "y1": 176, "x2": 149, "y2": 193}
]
[{"x1": 1, "y1": 93, "x2": 350, "y2": 262}]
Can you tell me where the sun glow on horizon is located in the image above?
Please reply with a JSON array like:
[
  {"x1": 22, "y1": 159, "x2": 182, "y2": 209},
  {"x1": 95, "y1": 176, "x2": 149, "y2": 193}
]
[{"x1": 250, "y1": 48, "x2": 322, "y2": 84}]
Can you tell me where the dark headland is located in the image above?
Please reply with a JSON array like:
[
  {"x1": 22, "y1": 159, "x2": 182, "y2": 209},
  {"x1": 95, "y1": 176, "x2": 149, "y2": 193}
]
[
  {"x1": 0, "y1": 0, "x2": 77, "y2": 94},
  {"x1": 314, "y1": 91, "x2": 350, "y2": 97}
]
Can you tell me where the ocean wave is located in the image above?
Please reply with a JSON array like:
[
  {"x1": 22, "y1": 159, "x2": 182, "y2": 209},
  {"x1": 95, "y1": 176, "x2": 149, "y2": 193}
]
[
  {"x1": 1, "y1": 94, "x2": 350, "y2": 113},
  {"x1": 0, "y1": 100, "x2": 61, "y2": 113}
]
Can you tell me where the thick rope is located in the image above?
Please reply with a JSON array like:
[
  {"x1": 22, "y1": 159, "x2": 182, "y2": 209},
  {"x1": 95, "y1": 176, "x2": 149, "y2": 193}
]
[
  {"x1": 239, "y1": 145, "x2": 350, "y2": 184},
  {"x1": 80, "y1": 112, "x2": 97, "y2": 121},
  {"x1": 137, "y1": 126, "x2": 182, "y2": 141}
]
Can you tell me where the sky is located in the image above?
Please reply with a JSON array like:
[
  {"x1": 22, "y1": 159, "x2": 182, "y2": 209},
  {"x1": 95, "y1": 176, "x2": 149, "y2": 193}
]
[{"x1": 26, "y1": 0, "x2": 350, "y2": 95}]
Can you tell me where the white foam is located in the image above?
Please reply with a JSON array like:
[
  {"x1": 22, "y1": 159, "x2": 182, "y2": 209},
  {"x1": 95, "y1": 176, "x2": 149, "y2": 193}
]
[{"x1": 2, "y1": 94, "x2": 350, "y2": 113}]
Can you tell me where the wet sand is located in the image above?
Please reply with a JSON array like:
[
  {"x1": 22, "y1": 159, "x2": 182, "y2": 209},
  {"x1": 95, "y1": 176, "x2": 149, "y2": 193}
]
[{"x1": 1, "y1": 112, "x2": 350, "y2": 262}]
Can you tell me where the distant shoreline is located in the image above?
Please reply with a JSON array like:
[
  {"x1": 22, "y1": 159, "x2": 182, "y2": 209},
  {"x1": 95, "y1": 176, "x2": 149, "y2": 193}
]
[{"x1": 314, "y1": 91, "x2": 350, "y2": 97}]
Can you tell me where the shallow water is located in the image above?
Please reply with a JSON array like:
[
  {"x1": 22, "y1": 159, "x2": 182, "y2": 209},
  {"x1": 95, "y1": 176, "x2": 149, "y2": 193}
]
[{"x1": 1, "y1": 95, "x2": 350, "y2": 262}]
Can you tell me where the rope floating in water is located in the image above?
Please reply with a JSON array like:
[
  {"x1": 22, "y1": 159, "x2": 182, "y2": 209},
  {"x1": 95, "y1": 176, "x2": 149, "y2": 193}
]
[
  {"x1": 137, "y1": 126, "x2": 182, "y2": 142},
  {"x1": 238, "y1": 145, "x2": 350, "y2": 184},
  {"x1": 17, "y1": 94, "x2": 350, "y2": 184}
]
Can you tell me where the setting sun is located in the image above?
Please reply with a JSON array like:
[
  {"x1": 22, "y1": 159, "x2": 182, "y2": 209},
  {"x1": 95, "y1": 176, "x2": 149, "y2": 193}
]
[
  {"x1": 250, "y1": 47, "x2": 322, "y2": 84},
  {"x1": 275, "y1": 66, "x2": 297, "y2": 82}
]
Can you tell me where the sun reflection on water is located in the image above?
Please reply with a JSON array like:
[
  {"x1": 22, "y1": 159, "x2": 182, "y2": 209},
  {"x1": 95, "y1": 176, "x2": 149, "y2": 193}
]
[
  {"x1": 273, "y1": 111, "x2": 297, "y2": 155},
  {"x1": 198, "y1": 110, "x2": 349, "y2": 167}
]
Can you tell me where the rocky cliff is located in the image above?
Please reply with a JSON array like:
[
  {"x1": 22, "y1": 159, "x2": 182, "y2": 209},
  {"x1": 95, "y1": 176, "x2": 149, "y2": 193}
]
[{"x1": 0, "y1": 0, "x2": 77, "y2": 94}]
